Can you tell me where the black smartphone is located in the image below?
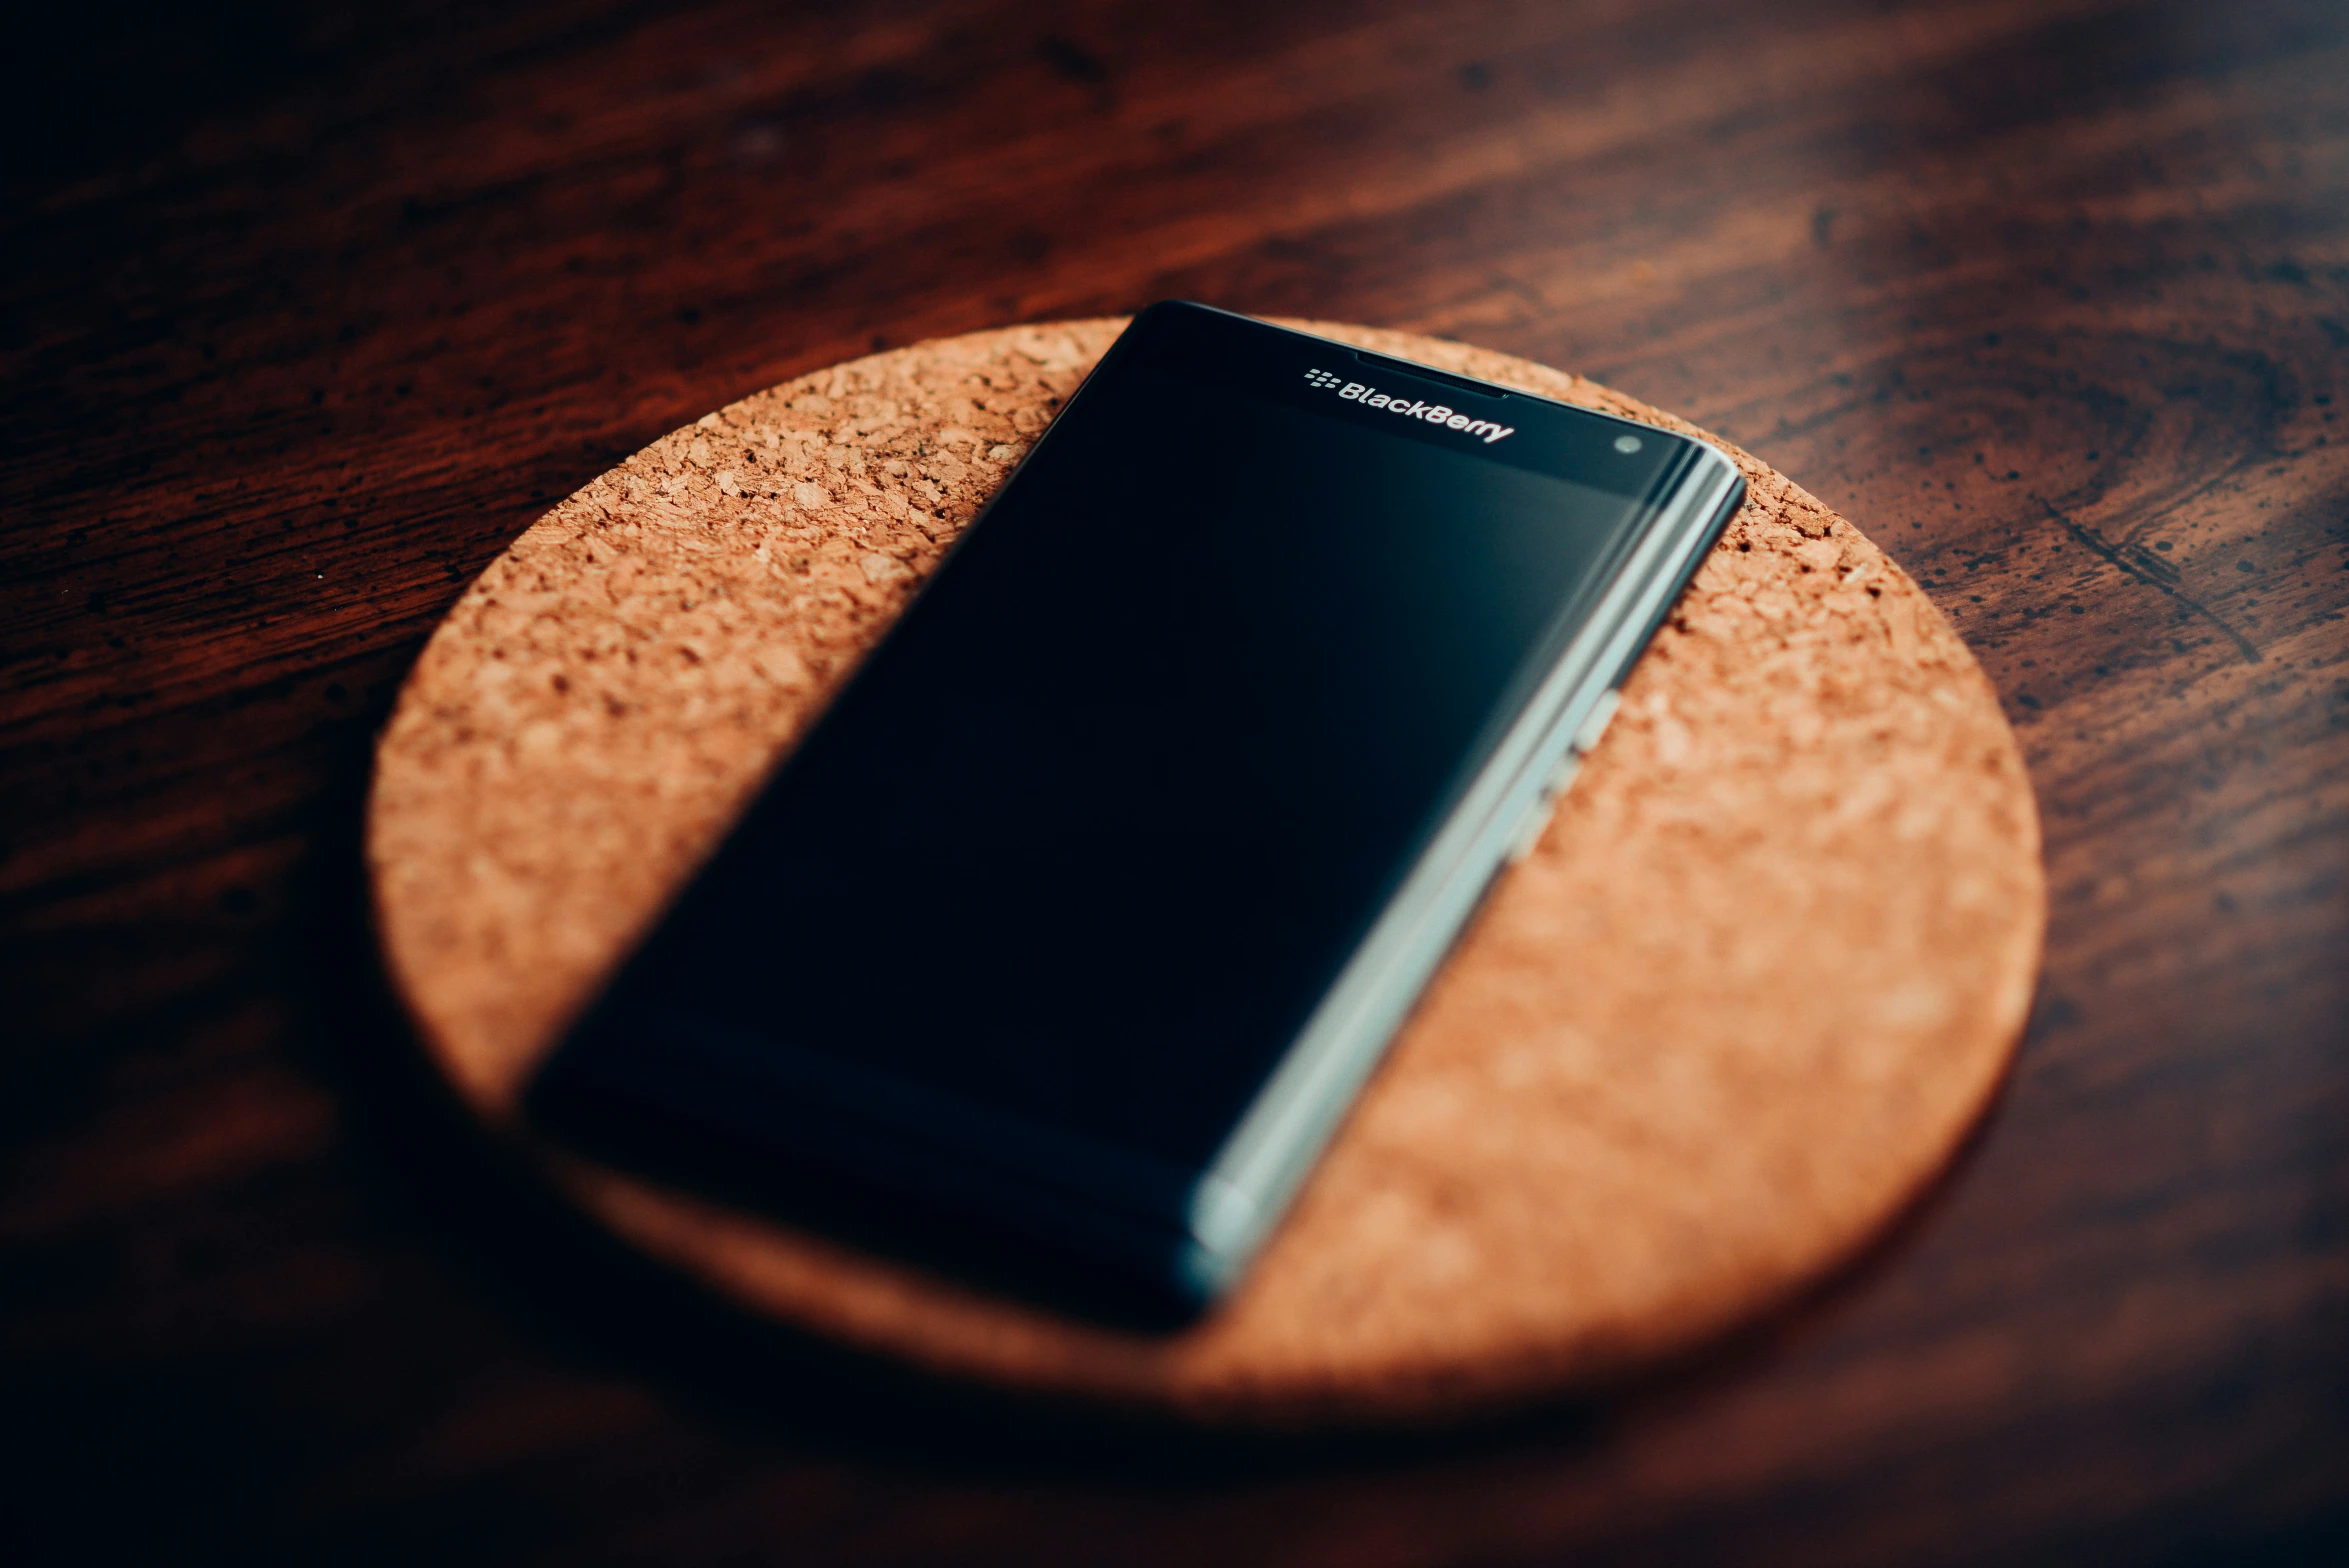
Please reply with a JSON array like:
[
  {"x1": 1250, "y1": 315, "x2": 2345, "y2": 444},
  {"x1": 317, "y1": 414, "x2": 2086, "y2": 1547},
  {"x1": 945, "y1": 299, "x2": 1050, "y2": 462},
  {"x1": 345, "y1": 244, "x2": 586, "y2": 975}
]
[{"x1": 529, "y1": 302, "x2": 1744, "y2": 1317}]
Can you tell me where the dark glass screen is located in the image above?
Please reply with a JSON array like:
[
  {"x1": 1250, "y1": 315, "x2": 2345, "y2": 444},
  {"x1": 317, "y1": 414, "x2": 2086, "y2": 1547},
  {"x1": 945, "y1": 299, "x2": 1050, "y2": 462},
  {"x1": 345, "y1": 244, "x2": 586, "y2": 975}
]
[{"x1": 548, "y1": 306, "x2": 1679, "y2": 1193}]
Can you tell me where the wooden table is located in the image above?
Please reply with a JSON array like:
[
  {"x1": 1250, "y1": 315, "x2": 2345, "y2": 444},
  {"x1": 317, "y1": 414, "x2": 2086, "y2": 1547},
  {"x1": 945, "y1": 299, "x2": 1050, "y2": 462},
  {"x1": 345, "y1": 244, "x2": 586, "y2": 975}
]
[{"x1": 4, "y1": 1, "x2": 2343, "y2": 1560}]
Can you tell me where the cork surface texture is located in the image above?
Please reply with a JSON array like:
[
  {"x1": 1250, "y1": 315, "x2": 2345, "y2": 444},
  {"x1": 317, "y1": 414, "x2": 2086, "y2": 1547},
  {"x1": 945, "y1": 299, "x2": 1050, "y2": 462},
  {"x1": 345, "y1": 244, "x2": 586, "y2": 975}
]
[{"x1": 365, "y1": 320, "x2": 2044, "y2": 1427}]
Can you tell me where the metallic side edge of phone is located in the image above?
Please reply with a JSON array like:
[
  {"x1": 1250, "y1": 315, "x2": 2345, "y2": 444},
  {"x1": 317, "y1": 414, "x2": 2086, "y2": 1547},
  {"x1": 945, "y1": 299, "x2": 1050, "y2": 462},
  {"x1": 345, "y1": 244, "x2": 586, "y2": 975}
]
[{"x1": 1177, "y1": 372, "x2": 1746, "y2": 1299}]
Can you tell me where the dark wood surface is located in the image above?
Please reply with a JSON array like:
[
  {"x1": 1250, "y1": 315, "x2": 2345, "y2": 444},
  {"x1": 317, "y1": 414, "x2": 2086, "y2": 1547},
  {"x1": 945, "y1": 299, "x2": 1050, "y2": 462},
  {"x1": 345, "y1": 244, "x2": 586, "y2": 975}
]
[{"x1": 4, "y1": 1, "x2": 2344, "y2": 1561}]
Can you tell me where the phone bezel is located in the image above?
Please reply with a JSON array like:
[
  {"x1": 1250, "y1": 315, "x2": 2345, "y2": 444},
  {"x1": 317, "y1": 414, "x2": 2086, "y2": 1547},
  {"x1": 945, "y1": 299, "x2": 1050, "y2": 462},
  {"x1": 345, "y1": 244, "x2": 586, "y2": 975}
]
[{"x1": 1156, "y1": 309, "x2": 1745, "y2": 1295}]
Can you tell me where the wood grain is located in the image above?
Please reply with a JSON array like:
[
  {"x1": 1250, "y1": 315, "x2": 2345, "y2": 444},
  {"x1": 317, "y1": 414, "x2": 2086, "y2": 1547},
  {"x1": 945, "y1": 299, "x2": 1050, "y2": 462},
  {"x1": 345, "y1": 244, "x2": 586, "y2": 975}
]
[{"x1": 3, "y1": 0, "x2": 2345, "y2": 1559}]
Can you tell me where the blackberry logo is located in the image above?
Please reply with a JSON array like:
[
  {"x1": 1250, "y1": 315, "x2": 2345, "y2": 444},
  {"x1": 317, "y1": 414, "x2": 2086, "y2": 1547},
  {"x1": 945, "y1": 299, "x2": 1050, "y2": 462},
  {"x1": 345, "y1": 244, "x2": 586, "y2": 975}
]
[{"x1": 1300, "y1": 367, "x2": 1516, "y2": 445}]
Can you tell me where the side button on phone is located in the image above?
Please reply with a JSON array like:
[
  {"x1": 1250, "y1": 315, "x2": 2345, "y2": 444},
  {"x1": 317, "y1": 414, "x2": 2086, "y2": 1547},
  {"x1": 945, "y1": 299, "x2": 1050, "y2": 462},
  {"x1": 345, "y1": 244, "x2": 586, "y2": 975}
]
[
  {"x1": 1506, "y1": 797, "x2": 1553, "y2": 865},
  {"x1": 1508, "y1": 754, "x2": 1580, "y2": 866},
  {"x1": 1571, "y1": 688, "x2": 1621, "y2": 756}
]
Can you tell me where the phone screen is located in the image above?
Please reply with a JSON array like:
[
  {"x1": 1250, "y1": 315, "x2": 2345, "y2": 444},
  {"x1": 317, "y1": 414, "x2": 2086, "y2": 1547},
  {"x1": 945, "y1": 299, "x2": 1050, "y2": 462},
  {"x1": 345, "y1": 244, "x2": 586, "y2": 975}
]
[{"x1": 533, "y1": 304, "x2": 1699, "y2": 1287}]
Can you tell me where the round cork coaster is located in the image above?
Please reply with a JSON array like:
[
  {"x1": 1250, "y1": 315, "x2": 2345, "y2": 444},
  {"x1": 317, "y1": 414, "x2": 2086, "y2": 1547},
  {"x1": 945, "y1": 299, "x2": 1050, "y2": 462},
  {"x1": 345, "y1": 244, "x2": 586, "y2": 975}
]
[{"x1": 366, "y1": 320, "x2": 2042, "y2": 1428}]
